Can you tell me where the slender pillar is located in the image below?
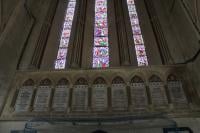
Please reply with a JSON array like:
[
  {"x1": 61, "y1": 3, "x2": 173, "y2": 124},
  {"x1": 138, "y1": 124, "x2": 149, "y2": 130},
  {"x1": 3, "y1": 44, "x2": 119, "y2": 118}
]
[
  {"x1": 113, "y1": 0, "x2": 131, "y2": 66},
  {"x1": 0, "y1": 0, "x2": 3, "y2": 33},
  {"x1": 29, "y1": 0, "x2": 59, "y2": 69},
  {"x1": 70, "y1": 0, "x2": 87, "y2": 68},
  {"x1": 144, "y1": 0, "x2": 173, "y2": 64}
]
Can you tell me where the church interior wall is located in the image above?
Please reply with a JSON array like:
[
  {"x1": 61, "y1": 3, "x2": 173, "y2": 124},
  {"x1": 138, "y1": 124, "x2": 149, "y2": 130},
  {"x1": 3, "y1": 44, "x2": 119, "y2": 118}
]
[
  {"x1": 0, "y1": 0, "x2": 200, "y2": 132},
  {"x1": 0, "y1": 0, "x2": 19, "y2": 34},
  {"x1": 0, "y1": 0, "x2": 55, "y2": 113},
  {"x1": 152, "y1": 0, "x2": 200, "y2": 94}
]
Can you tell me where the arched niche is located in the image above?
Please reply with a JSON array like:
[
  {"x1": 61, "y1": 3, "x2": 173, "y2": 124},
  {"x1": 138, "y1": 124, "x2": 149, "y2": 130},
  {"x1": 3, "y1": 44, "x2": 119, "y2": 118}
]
[
  {"x1": 33, "y1": 78, "x2": 52, "y2": 112},
  {"x1": 22, "y1": 79, "x2": 35, "y2": 86},
  {"x1": 111, "y1": 77, "x2": 128, "y2": 111},
  {"x1": 92, "y1": 77, "x2": 108, "y2": 111},
  {"x1": 39, "y1": 78, "x2": 52, "y2": 86},
  {"x1": 15, "y1": 79, "x2": 35, "y2": 112},
  {"x1": 167, "y1": 74, "x2": 188, "y2": 108},
  {"x1": 148, "y1": 75, "x2": 168, "y2": 108},
  {"x1": 130, "y1": 76, "x2": 148, "y2": 109},
  {"x1": 52, "y1": 78, "x2": 70, "y2": 112},
  {"x1": 72, "y1": 78, "x2": 88, "y2": 111}
]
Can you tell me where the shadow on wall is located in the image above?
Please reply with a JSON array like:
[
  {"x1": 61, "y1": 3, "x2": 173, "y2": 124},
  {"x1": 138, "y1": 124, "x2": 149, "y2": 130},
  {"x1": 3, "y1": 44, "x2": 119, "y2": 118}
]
[{"x1": 92, "y1": 130, "x2": 107, "y2": 133}]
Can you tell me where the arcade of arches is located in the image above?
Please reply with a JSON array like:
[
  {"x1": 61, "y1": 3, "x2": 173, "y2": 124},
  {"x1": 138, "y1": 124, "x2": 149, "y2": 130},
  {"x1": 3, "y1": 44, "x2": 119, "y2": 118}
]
[{"x1": 0, "y1": 0, "x2": 200, "y2": 132}]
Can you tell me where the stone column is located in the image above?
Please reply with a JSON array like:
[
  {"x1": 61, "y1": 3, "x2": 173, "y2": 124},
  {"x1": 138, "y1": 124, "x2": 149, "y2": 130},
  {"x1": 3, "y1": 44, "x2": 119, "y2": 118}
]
[
  {"x1": 70, "y1": 0, "x2": 87, "y2": 68},
  {"x1": 0, "y1": 0, "x2": 2, "y2": 34},
  {"x1": 144, "y1": 0, "x2": 173, "y2": 64},
  {"x1": 29, "y1": 0, "x2": 59, "y2": 69},
  {"x1": 113, "y1": 0, "x2": 131, "y2": 66}
]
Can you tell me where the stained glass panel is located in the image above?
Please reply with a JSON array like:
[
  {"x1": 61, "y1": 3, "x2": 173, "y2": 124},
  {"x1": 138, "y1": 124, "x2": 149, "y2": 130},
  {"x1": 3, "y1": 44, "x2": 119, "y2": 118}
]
[
  {"x1": 55, "y1": 0, "x2": 76, "y2": 69},
  {"x1": 127, "y1": 0, "x2": 148, "y2": 66},
  {"x1": 93, "y1": 57, "x2": 109, "y2": 68},
  {"x1": 93, "y1": 0, "x2": 109, "y2": 68},
  {"x1": 94, "y1": 37, "x2": 108, "y2": 46},
  {"x1": 93, "y1": 47, "x2": 109, "y2": 58}
]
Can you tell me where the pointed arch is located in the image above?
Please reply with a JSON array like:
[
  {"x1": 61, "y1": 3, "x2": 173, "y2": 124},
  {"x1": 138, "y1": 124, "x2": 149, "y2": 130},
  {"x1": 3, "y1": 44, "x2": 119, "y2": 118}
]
[
  {"x1": 149, "y1": 75, "x2": 162, "y2": 82},
  {"x1": 57, "y1": 78, "x2": 69, "y2": 85},
  {"x1": 23, "y1": 79, "x2": 34, "y2": 86},
  {"x1": 75, "y1": 77, "x2": 88, "y2": 85},
  {"x1": 112, "y1": 76, "x2": 125, "y2": 84},
  {"x1": 93, "y1": 77, "x2": 106, "y2": 84},
  {"x1": 39, "y1": 78, "x2": 52, "y2": 86},
  {"x1": 167, "y1": 74, "x2": 179, "y2": 81},
  {"x1": 130, "y1": 75, "x2": 144, "y2": 83}
]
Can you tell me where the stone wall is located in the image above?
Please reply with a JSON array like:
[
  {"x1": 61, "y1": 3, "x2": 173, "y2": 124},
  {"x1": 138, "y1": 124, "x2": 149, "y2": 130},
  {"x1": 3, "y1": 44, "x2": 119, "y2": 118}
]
[{"x1": 0, "y1": 0, "x2": 55, "y2": 113}]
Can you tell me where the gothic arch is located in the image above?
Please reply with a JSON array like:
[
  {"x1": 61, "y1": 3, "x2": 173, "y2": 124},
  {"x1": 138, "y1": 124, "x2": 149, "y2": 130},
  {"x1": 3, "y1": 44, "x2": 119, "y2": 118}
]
[
  {"x1": 129, "y1": 72, "x2": 146, "y2": 83},
  {"x1": 112, "y1": 76, "x2": 125, "y2": 84},
  {"x1": 148, "y1": 70, "x2": 164, "y2": 82},
  {"x1": 149, "y1": 75, "x2": 162, "y2": 82},
  {"x1": 22, "y1": 79, "x2": 35, "y2": 86},
  {"x1": 91, "y1": 73, "x2": 109, "y2": 83},
  {"x1": 111, "y1": 73, "x2": 127, "y2": 84},
  {"x1": 75, "y1": 77, "x2": 88, "y2": 85},
  {"x1": 130, "y1": 75, "x2": 144, "y2": 83},
  {"x1": 39, "y1": 78, "x2": 52, "y2": 86},
  {"x1": 167, "y1": 74, "x2": 179, "y2": 82},
  {"x1": 93, "y1": 77, "x2": 107, "y2": 84},
  {"x1": 57, "y1": 78, "x2": 70, "y2": 85},
  {"x1": 164, "y1": 68, "x2": 184, "y2": 82}
]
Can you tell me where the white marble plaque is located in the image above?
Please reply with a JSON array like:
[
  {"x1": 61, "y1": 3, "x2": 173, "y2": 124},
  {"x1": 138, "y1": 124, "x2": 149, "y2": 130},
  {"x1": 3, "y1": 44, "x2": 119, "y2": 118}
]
[
  {"x1": 52, "y1": 85, "x2": 69, "y2": 111},
  {"x1": 149, "y1": 82, "x2": 168, "y2": 107},
  {"x1": 33, "y1": 86, "x2": 51, "y2": 112},
  {"x1": 112, "y1": 84, "x2": 128, "y2": 111},
  {"x1": 72, "y1": 85, "x2": 88, "y2": 111},
  {"x1": 15, "y1": 86, "x2": 34, "y2": 112},
  {"x1": 130, "y1": 83, "x2": 148, "y2": 109},
  {"x1": 92, "y1": 84, "x2": 107, "y2": 111},
  {"x1": 168, "y1": 81, "x2": 188, "y2": 108}
]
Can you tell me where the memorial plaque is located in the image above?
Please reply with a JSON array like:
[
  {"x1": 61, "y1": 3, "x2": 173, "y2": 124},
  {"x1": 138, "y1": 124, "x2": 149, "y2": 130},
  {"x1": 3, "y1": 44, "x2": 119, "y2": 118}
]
[
  {"x1": 112, "y1": 84, "x2": 128, "y2": 111},
  {"x1": 149, "y1": 82, "x2": 168, "y2": 107},
  {"x1": 130, "y1": 83, "x2": 148, "y2": 109},
  {"x1": 33, "y1": 86, "x2": 51, "y2": 112},
  {"x1": 15, "y1": 86, "x2": 34, "y2": 112},
  {"x1": 92, "y1": 84, "x2": 107, "y2": 111},
  {"x1": 52, "y1": 85, "x2": 69, "y2": 111},
  {"x1": 168, "y1": 81, "x2": 188, "y2": 108},
  {"x1": 72, "y1": 85, "x2": 88, "y2": 111}
]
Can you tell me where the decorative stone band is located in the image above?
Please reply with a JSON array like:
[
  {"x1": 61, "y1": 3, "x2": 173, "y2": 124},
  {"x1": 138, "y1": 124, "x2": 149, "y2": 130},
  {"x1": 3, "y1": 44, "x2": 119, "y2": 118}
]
[{"x1": 3, "y1": 65, "x2": 198, "y2": 118}]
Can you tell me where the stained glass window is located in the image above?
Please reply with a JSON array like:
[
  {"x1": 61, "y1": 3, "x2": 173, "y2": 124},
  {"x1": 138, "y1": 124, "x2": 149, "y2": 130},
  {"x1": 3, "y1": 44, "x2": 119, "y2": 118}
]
[
  {"x1": 93, "y1": 0, "x2": 109, "y2": 68},
  {"x1": 55, "y1": 0, "x2": 76, "y2": 69},
  {"x1": 127, "y1": 0, "x2": 148, "y2": 66}
]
